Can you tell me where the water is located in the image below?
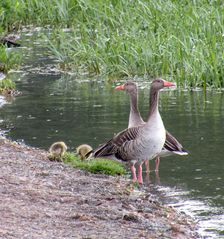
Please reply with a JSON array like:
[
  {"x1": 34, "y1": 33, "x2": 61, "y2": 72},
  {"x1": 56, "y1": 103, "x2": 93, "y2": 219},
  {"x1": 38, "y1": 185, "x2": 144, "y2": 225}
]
[{"x1": 0, "y1": 30, "x2": 224, "y2": 238}]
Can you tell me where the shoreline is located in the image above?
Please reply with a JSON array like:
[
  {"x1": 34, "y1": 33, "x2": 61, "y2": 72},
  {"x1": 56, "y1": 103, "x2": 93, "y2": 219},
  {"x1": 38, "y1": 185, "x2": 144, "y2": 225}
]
[{"x1": 0, "y1": 137, "x2": 200, "y2": 238}]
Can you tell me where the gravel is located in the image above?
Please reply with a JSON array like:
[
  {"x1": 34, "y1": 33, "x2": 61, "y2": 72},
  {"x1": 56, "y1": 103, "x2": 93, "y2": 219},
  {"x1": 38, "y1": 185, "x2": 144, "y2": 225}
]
[{"x1": 0, "y1": 137, "x2": 200, "y2": 239}]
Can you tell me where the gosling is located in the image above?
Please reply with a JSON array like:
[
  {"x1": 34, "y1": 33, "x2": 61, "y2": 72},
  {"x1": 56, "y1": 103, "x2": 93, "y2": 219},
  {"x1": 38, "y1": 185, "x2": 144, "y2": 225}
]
[
  {"x1": 76, "y1": 144, "x2": 93, "y2": 160},
  {"x1": 48, "y1": 141, "x2": 67, "y2": 161}
]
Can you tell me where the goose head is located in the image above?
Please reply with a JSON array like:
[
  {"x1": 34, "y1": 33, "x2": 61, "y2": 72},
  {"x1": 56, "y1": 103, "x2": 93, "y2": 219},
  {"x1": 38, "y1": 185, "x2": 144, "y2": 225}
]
[
  {"x1": 115, "y1": 81, "x2": 138, "y2": 95},
  {"x1": 151, "y1": 78, "x2": 176, "y2": 90}
]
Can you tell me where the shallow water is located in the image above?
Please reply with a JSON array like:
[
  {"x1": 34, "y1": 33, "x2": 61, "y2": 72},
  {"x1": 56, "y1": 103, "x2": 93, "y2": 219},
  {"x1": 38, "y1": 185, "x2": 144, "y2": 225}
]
[{"x1": 0, "y1": 30, "x2": 224, "y2": 238}]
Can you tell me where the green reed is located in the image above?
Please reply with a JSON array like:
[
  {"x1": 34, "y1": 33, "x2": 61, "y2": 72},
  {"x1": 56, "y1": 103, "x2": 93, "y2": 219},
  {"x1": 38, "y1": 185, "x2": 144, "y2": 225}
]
[
  {"x1": 44, "y1": 0, "x2": 224, "y2": 88},
  {"x1": 1, "y1": 0, "x2": 224, "y2": 87},
  {"x1": 0, "y1": 46, "x2": 21, "y2": 72}
]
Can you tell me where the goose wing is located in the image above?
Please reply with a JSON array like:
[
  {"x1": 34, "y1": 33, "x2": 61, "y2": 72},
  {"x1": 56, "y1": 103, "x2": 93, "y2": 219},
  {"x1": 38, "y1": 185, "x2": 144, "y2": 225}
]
[
  {"x1": 92, "y1": 126, "x2": 140, "y2": 158},
  {"x1": 164, "y1": 131, "x2": 188, "y2": 155}
]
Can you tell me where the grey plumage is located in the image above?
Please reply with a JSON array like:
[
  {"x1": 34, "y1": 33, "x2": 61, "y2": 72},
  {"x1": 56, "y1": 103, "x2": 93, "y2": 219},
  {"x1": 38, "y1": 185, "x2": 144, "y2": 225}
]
[
  {"x1": 90, "y1": 79, "x2": 175, "y2": 183},
  {"x1": 115, "y1": 81, "x2": 188, "y2": 171}
]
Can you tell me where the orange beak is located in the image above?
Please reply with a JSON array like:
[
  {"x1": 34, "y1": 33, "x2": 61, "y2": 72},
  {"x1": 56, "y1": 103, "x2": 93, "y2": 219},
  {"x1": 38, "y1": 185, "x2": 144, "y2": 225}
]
[
  {"x1": 115, "y1": 84, "x2": 125, "y2": 90},
  {"x1": 163, "y1": 80, "x2": 176, "y2": 87}
]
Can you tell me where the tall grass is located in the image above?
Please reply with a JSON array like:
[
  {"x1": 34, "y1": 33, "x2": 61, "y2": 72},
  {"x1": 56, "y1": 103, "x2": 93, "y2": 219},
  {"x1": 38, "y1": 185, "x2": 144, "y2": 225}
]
[
  {"x1": 0, "y1": 46, "x2": 19, "y2": 90},
  {"x1": 0, "y1": 46, "x2": 21, "y2": 73},
  {"x1": 45, "y1": 0, "x2": 224, "y2": 88},
  {"x1": 0, "y1": 77, "x2": 15, "y2": 91},
  {"x1": 1, "y1": 0, "x2": 224, "y2": 87}
]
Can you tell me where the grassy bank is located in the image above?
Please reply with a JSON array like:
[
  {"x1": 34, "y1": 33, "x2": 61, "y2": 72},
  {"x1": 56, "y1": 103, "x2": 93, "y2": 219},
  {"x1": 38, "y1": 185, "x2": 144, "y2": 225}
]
[
  {"x1": 1, "y1": 0, "x2": 224, "y2": 88},
  {"x1": 62, "y1": 152, "x2": 126, "y2": 176}
]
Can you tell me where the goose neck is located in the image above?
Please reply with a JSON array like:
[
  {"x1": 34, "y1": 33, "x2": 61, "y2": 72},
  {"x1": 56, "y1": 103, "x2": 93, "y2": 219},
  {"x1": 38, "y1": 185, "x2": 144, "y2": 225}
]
[
  {"x1": 147, "y1": 87, "x2": 160, "y2": 121},
  {"x1": 129, "y1": 92, "x2": 139, "y2": 115}
]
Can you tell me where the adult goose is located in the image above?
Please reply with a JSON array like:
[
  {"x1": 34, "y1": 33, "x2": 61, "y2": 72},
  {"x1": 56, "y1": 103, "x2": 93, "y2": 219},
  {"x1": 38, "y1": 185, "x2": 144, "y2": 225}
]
[
  {"x1": 89, "y1": 79, "x2": 175, "y2": 184},
  {"x1": 115, "y1": 81, "x2": 188, "y2": 172}
]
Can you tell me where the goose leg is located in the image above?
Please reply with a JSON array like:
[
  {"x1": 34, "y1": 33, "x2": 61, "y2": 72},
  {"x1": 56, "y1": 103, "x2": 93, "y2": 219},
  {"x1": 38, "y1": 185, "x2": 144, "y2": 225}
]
[
  {"x1": 144, "y1": 160, "x2": 150, "y2": 173},
  {"x1": 131, "y1": 165, "x2": 137, "y2": 182},
  {"x1": 155, "y1": 156, "x2": 160, "y2": 171},
  {"x1": 155, "y1": 170, "x2": 161, "y2": 185},
  {"x1": 137, "y1": 164, "x2": 143, "y2": 184}
]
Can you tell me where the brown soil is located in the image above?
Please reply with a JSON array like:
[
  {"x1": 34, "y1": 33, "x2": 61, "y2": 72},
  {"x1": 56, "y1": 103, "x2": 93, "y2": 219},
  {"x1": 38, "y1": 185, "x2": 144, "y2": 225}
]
[{"x1": 0, "y1": 137, "x2": 200, "y2": 239}]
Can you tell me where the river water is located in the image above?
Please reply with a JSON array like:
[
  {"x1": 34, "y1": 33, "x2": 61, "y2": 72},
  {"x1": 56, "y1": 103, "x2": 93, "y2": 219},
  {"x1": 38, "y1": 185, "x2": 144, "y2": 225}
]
[{"x1": 0, "y1": 30, "x2": 223, "y2": 238}]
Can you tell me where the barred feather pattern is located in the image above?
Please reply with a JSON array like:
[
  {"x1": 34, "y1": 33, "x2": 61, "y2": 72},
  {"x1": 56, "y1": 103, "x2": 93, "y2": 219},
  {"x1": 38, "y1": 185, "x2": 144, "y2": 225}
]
[
  {"x1": 92, "y1": 119, "x2": 165, "y2": 164},
  {"x1": 161, "y1": 131, "x2": 188, "y2": 156},
  {"x1": 92, "y1": 126, "x2": 140, "y2": 160}
]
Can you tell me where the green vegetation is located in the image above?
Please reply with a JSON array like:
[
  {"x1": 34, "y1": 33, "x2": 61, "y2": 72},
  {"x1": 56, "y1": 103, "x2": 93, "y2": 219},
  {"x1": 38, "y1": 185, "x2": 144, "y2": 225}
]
[
  {"x1": 0, "y1": 46, "x2": 21, "y2": 73},
  {"x1": 0, "y1": 45, "x2": 20, "y2": 91},
  {"x1": 1, "y1": 0, "x2": 224, "y2": 88},
  {"x1": 62, "y1": 152, "x2": 126, "y2": 176},
  {"x1": 0, "y1": 77, "x2": 15, "y2": 92}
]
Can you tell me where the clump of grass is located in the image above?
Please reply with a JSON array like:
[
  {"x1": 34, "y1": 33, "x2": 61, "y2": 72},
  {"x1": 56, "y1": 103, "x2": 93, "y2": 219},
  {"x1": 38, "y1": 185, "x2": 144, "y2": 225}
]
[
  {"x1": 0, "y1": 46, "x2": 21, "y2": 73},
  {"x1": 63, "y1": 152, "x2": 126, "y2": 176},
  {"x1": 0, "y1": 45, "x2": 18, "y2": 92},
  {"x1": 0, "y1": 77, "x2": 15, "y2": 92}
]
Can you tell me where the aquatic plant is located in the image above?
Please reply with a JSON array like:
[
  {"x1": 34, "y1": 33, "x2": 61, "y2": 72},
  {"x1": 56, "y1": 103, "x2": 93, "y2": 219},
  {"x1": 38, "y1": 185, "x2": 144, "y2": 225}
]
[
  {"x1": 1, "y1": 0, "x2": 224, "y2": 87},
  {"x1": 63, "y1": 152, "x2": 126, "y2": 176},
  {"x1": 0, "y1": 46, "x2": 21, "y2": 73},
  {"x1": 44, "y1": 0, "x2": 224, "y2": 88},
  {"x1": 0, "y1": 0, "x2": 75, "y2": 29},
  {"x1": 0, "y1": 77, "x2": 15, "y2": 92}
]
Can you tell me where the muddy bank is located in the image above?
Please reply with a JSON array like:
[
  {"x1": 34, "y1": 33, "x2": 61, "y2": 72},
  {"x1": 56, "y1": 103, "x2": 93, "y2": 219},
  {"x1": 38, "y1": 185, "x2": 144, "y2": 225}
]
[{"x1": 0, "y1": 138, "x2": 200, "y2": 239}]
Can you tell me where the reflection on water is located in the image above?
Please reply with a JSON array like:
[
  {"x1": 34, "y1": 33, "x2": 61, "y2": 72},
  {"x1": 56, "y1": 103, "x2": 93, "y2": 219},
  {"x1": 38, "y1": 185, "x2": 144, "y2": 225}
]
[{"x1": 0, "y1": 31, "x2": 224, "y2": 238}]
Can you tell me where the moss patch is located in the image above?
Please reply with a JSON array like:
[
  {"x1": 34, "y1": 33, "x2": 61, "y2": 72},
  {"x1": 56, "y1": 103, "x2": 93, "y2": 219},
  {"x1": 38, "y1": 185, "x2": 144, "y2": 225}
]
[{"x1": 62, "y1": 152, "x2": 126, "y2": 176}]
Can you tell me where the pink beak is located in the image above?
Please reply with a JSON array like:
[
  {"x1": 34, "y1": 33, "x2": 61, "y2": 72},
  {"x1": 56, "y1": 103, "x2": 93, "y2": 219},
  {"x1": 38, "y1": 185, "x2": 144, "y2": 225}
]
[
  {"x1": 163, "y1": 80, "x2": 176, "y2": 87},
  {"x1": 115, "y1": 85, "x2": 125, "y2": 90}
]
